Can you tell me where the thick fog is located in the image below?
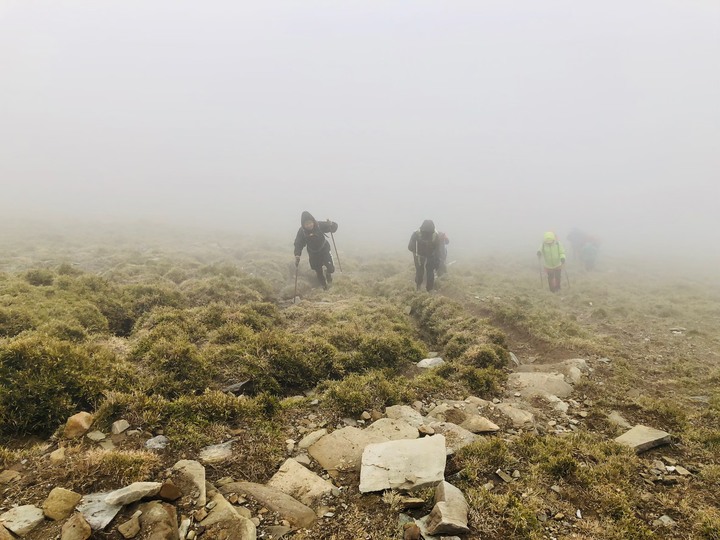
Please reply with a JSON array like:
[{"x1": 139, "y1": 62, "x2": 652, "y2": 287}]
[{"x1": 1, "y1": 1, "x2": 718, "y2": 262}]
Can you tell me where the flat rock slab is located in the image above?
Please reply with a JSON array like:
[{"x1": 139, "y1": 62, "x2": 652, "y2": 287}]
[
  {"x1": 615, "y1": 425, "x2": 671, "y2": 453},
  {"x1": 138, "y1": 501, "x2": 179, "y2": 540},
  {"x1": 417, "y1": 357, "x2": 445, "y2": 368},
  {"x1": 385, "y1": 405, "x2": 425, "y2": 428},
  {"x1": 172, "y1": 459, "x2": 206, "y2": 506},
  {"x1": 106, "y1": 482, "x2": 162, "y2": 506},
  {"x1": 359, "y1": 434, "x2": 446, "y2": 493},
  {"x1": 111, "y1": 419, "x2": 130, "y2": 435},
  {"x1": 426, "y1": 423, "x2": 478, "y2": 455},
  {"x1": 495, "y1": 403, "x2": 535, "y2": 427},
  {"x1": 266, "y1": 458, "x2": 335, "y2": 507},
  {"x1": 365, "y1": 418, "x2": 419, "y2": 441},
  {"x1": 219, "y1": 482, "x2": 316, "y2": 529},
  {"x1": 199, "y1": 441, "x2": 233, "y2": 464},
  {"x1": 77, "y1": 493, "x2": 123, "y2": 530},
  {"x1": 61, "y1": 513, "x2": 92, "y2": 540},
  {"x1": 507, "y1": 372, "x2": 573, "y2": 398},
  {"x1": 0, "y1": 505, "x2": 45, "y2": 536},
  {"x1": 308, "y1": 427, "x2": 387, "y2": 476}
]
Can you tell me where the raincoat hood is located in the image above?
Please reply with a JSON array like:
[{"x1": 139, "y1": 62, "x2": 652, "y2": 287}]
[
  {"x1": 301, "y1": 211, "x2": 316, "y2": 225},
  {"x1": 544, "y1": 231, "x2": 556, "y2": 244}
]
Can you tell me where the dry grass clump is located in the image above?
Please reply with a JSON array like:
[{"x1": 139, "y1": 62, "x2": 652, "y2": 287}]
[
  {"x1": 323, "y1": 370, "x2": 412, "y2": 416},
  {"x1": 52, "y1": 449, "x2": 162, "y2": 492}
]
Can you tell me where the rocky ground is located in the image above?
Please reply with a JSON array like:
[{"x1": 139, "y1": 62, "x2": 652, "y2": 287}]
[{"x1": 0, "y1": 230, "x2": 718, "y2": 540}]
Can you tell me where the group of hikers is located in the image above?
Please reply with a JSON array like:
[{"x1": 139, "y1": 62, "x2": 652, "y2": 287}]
[{"x1": 294, "y1": 211, "x2": 597, "y2": 293}]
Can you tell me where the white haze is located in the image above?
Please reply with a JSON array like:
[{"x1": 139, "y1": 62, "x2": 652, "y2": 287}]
[{"x1": 0, "y1": 1, "x2": 718, "y2": 264}]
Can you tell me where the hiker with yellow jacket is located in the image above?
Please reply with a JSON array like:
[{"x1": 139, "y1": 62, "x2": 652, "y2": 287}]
[{"x1": 537, "y1": 231, "x2": 566, "y2": 292}]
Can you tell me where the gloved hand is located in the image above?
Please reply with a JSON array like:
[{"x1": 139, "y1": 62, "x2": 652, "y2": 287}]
[
  {"x1": 561, "y1": 258, "x2": 566, "y2": 264},
  {"x1": 536, "y1": 251, "x2": 542, "y2": 258},
  {"x1": 295, "y1": 256, "x2": 300, "y2": 266}
]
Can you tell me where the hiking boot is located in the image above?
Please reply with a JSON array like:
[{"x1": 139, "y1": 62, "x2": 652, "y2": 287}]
[{"x1": 325, "y1": 269, "x2": 333, "y2": 284}]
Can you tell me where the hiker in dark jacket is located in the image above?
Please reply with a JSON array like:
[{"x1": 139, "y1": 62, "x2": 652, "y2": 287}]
[
  {"x1": 294, "y1": 211, "x2": 338, "y2": 289},
  {"x1": 408, "y1": 220, "x2": 442, "y2": 291}
]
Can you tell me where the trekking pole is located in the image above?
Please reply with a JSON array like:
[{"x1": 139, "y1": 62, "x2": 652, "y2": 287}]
[
  {"x1": 293, "y1": 261, "x2": 299, "y2": 302},
  {"x1": 563, "y1": 265, "x2": 571, "y2": 288},
  {"x1": 538, "y1": 259, "x2": 545, "y2": 289},
  {"x1": 330, "y1": 232, "x2": 343, "y2": 273}
]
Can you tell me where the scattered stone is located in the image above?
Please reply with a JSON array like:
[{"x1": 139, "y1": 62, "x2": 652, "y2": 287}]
[
  {"x1": 662, "y1": 456, "x2": 678, "y2": 465},
  {"x1": 0, "y1": 470, "x2": 21, "y2": 484},
  {"x1": 86, "y1": 430, "x2": 106, "y2": 442},
  {"x1": 399, "y1": 497, "x2": 425, "y2": 509},
  {"x1": 77, "y1": 493, "x2": 123, "y2": 530},
  {"x1": 653, "y1": 514, "x2": 677, "y2": 527},
  {"x1": 403, "y1": 523, "x2": 422, "y2": 540},
  {"x1": 145, "y1": 435, "x2": 169, "y2": 450},
  {"x1": 219, "y1": 482, "x2": 316, "y2": 529},
  {"x1": 64, "y1": 412, "x2": 94, "y2": 438},
  {"x1": 495, "y1": 469, "x2": 513, "y2": 483},
  {"x1": 106, "y1": 482, "x2": 162, "y2": 506},
  {"x1": 294, "y1": 454, "x2": 312, "y2": 467},
  {"x1": 509, "y1": 352, "x2": 520, "y2": 366},
  {"x1": 138, "y1": 501, "x2": 178, "y2": 540},
  {"x1": 359, "y1": 434, "x2": 446, "y2": 492},
  {"x1": 61, "y1": 513, "x2": 92, "y2": 540},
  {"x1": 298, "y1": 429, "x2": 327, "y2": 450},
  {"x1": 266, "y1": 525, "x2": 292, "y2": 539},
  {"x1": 111, "y1": 419, "x2": 130, "y2": 435},
  {"x1": 199, "y1": 442, "x2": 233, "y2": 464},
  {"x1": 43, "y1": 487, "x2": 83, "y2": 520},
  {"x1": 495, "y1": 403, "x2": 535, "y2": 427},
  {"x1": 50, "y1": 447, "x2": 66, "y2": 464},
  {"x1": 424, "y1": 481, "x2": 469, "y2": 535},
  {"x1": 417, "y1": 357, "x2": 445, "y2": 368},
  {"x1": 178, "y1": 518, "x2": 191, "y2": 540},
  {"x1": 578, "y1": 411, "x2": 588, "y2": 418},
  {"x1": 194, "y1": 508, "x2": 208, "y2": 522},
  {"x1": 411, "y1": 401, "x2": 424, "y2": 412},
  {"x1": 615, "y1": 425, "x2": 671, "y2": 453},
  {"x1": 550, "y1": 485, "x2": 561, "y2": 494},
  {"x1": 361, "y1": 411, "x2": 371, "y2": 420},
  {"x1": 285, "y1": 439, "x2": 296, "y2": 453},
  {"x1": 0, "y1": 505, "x2": 45, "y2": 536},
  {"x1": 675, "y1": 466, "x2": 691, "y2": 476},
  {"x1": 459, "y1": 416, "x2": 499, "y2": 434},
  {"x1": 117, "y1": 515, "x2": 140, "y2": 539},
  {"x1": 554, "y1": 512, "x2": 565, "y2": 520},
  {"x1": 418, "y1": 425, "x2": 435, "y2": 436},
  {"x1": 482, "y1": 482, "x2": 494, "y2": 491},
  {"x1": 159, "y1": 481, "x2": 182, "y2": 501},
  {"x1": 512, "y1": 470, "x2": 521, "y2": 479},
  {"x1": 267, "y1": 458, "x2": 336, "y2": 507}
]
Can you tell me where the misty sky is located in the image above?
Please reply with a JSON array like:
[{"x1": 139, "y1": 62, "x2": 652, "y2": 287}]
[{"x1": 1, "y1": 1, "x2": 718, "y2": 256}]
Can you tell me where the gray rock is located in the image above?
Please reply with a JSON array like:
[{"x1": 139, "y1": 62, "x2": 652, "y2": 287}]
[
  {"x1": 615, "y1": 425, "x2": 671, "y2": 453},
  {"x1": 117, "y1": 515, "x2": 140, "y2": 538},
  {"x1": 424, "y1": 482, "x2": 470, "y2": 535},
  {"x1": 417, "y1": 357, "x2": 445, "y2": 368},
  {"x1": 43, "y1": 487, "x2": 83, "y2": 520},
  {"x1": 199, "y1": 441, "x2": 233, "y2": 464},
  {"x1": 219, "y1": 482, "x2": 316, "y2": 529},
  {"x1": 385, "y1": 405, "x2": 425, "y2": 428},
  {"x1": 364, "y1": 418, "x2": 419, "y2": 441},
  {"x1": 0, "y1": 505, "x2": 45, "y2": 536},
  {"x1": 653, "y1": 514, "x2": 676, "y2": 527},
  {"x1": 459, "y1": 416, "x2": 499, "y2": 433},
  {"x1": 298, "y1": 429, "x2": 327, "y2": 449},
  {"x1": 266, "y1": 458, "x2": 336, "y2": 507},
  {"x1": 98, "y1": 440, "x2": 116, "y2": 451},
  {"x1": 265, "y1": 525, "x2": 291, "y2": 539},
  {"x1": 359, "y1": 434, "x2": 446, "y2": 493},
  {"x1": 495, "y1": 403, "x2": 535, "y2": 427},
  {"x1": 49, "y1": 447, "x2": 66, "y2": 464},
  {"x1": 0, "y1": 470, "x2": 21, "y2": 484},
  {"x1": 199, "y1": 492, "x2": 256, "y2": 540},
  {"x1": 111, "y1": 420, "x2": 130, "y2": 435},
  {"x1": 105, "y1": 482, "x2": 162, "y2": 506},
  {"x1": 145, "y1": 435, "x2": 169, "y2": 450},
  {"x1": 86, "y1": 430, "x2": 106, "y2": 442},
  {"x1": 77, "y1": 493, "x2": 123, "y2": 530},
  {"x1": 308, "y1": 427, "x2": 387, "y2": 476}
]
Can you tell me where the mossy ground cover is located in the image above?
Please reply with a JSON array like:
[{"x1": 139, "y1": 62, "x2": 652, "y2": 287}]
[{"x1": 0, "y1": 227, "x2": 718, "y2": 539}]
